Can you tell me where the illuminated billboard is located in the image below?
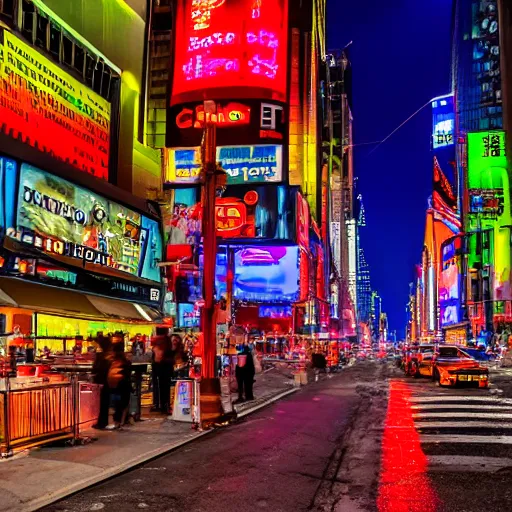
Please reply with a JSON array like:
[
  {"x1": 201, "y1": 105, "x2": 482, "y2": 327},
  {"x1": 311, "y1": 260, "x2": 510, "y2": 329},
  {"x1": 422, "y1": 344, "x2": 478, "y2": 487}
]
[
  {"x1": 233, "y1": 246, "x2": 299, "y2": 303},
  {"x1": 165, "y1": 144, "x2": 283, "y2": 184},
  {"x1": 164, "y1": 184, "x2": 295, "y2": 244},
  {"x1": 171, "y1": 0, "x2": 288, "y2": 105},
  {"x1": 439, "y1": 240, "x2": 461, "y2": 327},
  {"x1": 8, "y1": 164, "x2": 162, "y2": 282},
  {"x1": 0, "y1": 29, "x2": 111, "y2": 180},
  {"x1": 0, "y1": 156, "x2": 17, "y2": 238},
  {"x1": 431, "y1": 94, "x2": 455, "y2": 149},
  {"x1": 467, "y1": 130, "x2": 507, "y2": 217}
]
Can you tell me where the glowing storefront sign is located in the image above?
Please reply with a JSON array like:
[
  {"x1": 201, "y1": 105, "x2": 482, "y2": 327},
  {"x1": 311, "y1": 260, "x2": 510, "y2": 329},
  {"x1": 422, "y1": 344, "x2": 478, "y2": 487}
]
[
  {"x1": 8, "y1": 164, "x2": 162, "y2": 282},
  {"x1": 0, "y1": 29, "x2": 111, "y2": 179},
  {"x1": 431, "y1": 94, "x2": 455, "y2": 149},
  {"x1": 166, "y1": 145, "x2": 283, "y2": 184},
  {"x1": 175, "y1": 102, "x2": 251, "y2": 129},
  {"x1": 347, "y1": 219, "x2": 357, "y2": 306},
  {"x1": 171, "y1": 0, "x2": 288, "y2": 105}
]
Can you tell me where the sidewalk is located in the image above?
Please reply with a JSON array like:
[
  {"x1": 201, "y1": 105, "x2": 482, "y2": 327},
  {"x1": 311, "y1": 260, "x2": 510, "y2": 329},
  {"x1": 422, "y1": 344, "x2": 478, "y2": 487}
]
[{"x1": 0, "y1": 369, "x2": 299, "y2": 512}]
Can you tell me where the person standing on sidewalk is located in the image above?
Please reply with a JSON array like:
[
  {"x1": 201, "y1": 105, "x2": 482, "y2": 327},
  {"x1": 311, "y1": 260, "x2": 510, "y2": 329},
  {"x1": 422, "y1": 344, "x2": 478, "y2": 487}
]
[
  {"x1": 235, "y1": 344, "x2": 255, "y2": 402},
  {"x1": 92, "y1": 335, "x2": 113, "y2": 429},
  {"x1": 152, "y1": 335, "x2": 175, "y2": 414},
  {"x1": 106, "y1": 342, "x2": 132, "y2": 430}
]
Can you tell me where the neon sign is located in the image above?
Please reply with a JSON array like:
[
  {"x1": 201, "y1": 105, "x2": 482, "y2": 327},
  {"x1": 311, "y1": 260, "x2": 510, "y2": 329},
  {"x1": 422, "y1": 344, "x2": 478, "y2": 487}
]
[
  {"x1": 0, "y1": 29, "x2": 111, "y2": 179},
  {"x1": 172, "y1": 0, "x2": 288, "y2": 105},
  {"x1": 175, "y1": 102, "x2": 251, "y2": 129}
]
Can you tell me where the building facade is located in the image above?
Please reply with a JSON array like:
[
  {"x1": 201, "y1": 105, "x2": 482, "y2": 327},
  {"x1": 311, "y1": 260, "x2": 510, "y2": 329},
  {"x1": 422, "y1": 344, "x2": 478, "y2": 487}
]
[{"x1": 0, "y1": 0, "x2": 165, "y2": 350}]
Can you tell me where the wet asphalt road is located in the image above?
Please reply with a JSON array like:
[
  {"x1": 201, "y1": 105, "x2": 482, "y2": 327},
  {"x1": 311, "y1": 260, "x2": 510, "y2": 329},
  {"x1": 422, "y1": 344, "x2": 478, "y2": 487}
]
[
  {"x1": 41, "y1": 361, "x2": 512, "y2": 512},
  {"x1": 43, "y1": 361, "x2": 388, "y2": 512}
]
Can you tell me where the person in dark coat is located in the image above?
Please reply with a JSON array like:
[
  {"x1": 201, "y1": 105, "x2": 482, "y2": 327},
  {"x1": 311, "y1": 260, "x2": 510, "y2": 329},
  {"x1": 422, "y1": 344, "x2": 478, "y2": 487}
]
[
  {"x1": 106, "y1": 342, "x2": 132, "y2": 429},
  {"x1": 92, "y1": 336, "x2": 113, "y2": 429},
  {"x1": 152, "y1": 335, "x2": 175, "y2": 414},
  {"x1": 235, "y1": 345, "x2": 255, "y2": 402}
]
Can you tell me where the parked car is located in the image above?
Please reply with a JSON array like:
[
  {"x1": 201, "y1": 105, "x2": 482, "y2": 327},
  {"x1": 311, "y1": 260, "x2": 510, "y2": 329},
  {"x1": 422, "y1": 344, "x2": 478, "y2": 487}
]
[
  {"x1": 417, "y1": 345, "x2": 489, "y2": 388},
  {"x1": 405, "y1": 344, "x2": 435, "y2": 377}
]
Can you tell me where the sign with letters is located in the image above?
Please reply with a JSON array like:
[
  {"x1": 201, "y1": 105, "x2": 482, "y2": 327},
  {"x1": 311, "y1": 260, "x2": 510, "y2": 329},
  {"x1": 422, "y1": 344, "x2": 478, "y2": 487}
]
[
  {"x1": 165, "y1": 144, "x2": 282, "y2": 184},
  {"x1": 0, "y1": 28, "x2": 111, "y2": 179},
  {"x1": 7, "y1": 163, "x2": 162, "y2": 283}
]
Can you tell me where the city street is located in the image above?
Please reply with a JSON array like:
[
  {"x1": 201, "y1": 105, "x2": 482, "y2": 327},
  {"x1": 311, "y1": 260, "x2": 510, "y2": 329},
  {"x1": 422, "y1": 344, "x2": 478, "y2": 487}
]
[{"x1": 41, "y1": 360, "x2": 512, "y2": 512}]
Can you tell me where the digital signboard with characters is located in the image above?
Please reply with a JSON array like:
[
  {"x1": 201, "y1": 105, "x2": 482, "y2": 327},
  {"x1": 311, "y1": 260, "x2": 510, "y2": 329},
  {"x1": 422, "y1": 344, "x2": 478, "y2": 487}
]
[
  {"x1": 171, "y1": 0, "x2": 288, "y2": 105},
  {"x1": 0, "y1": 29, "x2": 111, "y2": 180},
  {"x1": 7, "y1": 164, "x2": 162, "y2": 283},
  {"x1": 166, "y1": 144, "x2": 283, "y2": 185}
]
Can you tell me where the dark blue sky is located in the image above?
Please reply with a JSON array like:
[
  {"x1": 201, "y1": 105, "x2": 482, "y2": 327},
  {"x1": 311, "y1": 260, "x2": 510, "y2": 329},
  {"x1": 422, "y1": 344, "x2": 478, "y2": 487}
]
[{"x1": 327, "y1": 0, "x2": 454, "y2": 337}]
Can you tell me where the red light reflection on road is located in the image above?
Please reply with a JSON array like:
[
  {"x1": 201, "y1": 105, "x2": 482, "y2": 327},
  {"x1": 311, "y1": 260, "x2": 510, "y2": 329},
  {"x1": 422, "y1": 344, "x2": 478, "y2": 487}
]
[{"x1": 377, "y1": 381, "x2": 441, "y2": 512}]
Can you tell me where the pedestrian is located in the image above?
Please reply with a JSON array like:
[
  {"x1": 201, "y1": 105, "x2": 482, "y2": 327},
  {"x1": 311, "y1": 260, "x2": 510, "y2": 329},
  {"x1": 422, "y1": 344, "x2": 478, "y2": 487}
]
[
  {"x1": 152, "y1": 335, "x2": 175, "y2": 414},
  {"x1": 106, "y1": 342, "x2": 132, "y2": 430},
  {"x1": 235, "y1": 344, "x2": 255, "y2": 402},
  {"x1": 92, "y1": 335, "x2": 113, "y2": 430}
]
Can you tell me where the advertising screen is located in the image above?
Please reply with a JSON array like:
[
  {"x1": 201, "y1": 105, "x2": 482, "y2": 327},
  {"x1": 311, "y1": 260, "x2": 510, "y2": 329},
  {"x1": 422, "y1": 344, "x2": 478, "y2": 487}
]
[
  {"x1": 233, "y1": 245, "x2": 299, "y2": 302},
  {"x1": 178, "y1": 303, "x2": 200, "y2": 328},
  {"x1": 467, "y1": 131, "x2": 507, "y2": 217},
  {"x1": 439, "y1": 241, "x2": 461, "y2": 327},
  {"x1": 165, "y1": 144, "x2": 283, "y2": 185},
  {"x1": 0, "y1": 156, "x2": 17, "y2": 237},
  {"x1": 164, "y1": 185, "x2": 295, "y2": 243},
  {"x1": 9, "y1": 164, "x2": 162, "y2": 282},
  {"x1": 431, "y1": 94, "x2": 455, "y2": 149},
  {"x1": 259, "y1": 305, "x2": 292, "y2": 318},
  {"x1": 0, "y1": 29, "x2": 111, "y2": 180},
  {"x1": 171, "y1": 0, "x2": 288, "y2": 105}
]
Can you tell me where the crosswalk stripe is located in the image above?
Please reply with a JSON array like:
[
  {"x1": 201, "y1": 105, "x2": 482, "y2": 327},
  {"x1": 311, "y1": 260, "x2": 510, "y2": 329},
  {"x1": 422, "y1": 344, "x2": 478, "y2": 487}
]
[
  {"x1": 414, "y1": 412, "x2": 512, "y2": 420},
  {"x1": 420, "y1": 434, "x2": 512, "y2": 444},
  {"x1": 427, "y1": 455, "x2": 512, "y2": 472},
  {"x1": 409, "y1": 396, "x2": 511, "y2": 404},
  {"x1": 412, "y1": 404, "x2": 512, "y2": 411},
  {"x1": 416, "y1": 421, "x2": 512, "y2": 429}
]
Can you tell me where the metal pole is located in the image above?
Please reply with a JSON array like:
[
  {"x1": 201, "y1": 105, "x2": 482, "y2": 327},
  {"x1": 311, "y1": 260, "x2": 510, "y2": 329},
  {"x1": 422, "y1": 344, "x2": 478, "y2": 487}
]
[{"x1": 201, "y1": 100, "x2": 218, "y2": 380}]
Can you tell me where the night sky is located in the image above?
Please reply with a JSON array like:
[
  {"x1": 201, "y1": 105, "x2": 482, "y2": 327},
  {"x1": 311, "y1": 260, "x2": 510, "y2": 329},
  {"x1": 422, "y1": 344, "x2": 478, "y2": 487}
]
[{"x1": 327, "y1": 0, "x2": 454, "y2": 337}]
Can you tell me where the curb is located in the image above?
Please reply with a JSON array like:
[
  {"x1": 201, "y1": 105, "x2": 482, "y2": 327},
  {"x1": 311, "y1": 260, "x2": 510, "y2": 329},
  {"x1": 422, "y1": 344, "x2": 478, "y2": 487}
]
[{"x1": 21, "y1": 387, "x2": 300, "y2": 511}]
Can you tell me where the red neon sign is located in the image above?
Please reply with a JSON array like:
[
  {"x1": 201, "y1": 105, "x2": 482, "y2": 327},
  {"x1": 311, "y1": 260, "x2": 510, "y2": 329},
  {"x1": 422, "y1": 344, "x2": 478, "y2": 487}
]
[
  {"x1": 175, "y1": 102, "x2": 251, "y2": 129},
  {"x1": 172, "y1": 0, "x2": 288, "y2": 105}
]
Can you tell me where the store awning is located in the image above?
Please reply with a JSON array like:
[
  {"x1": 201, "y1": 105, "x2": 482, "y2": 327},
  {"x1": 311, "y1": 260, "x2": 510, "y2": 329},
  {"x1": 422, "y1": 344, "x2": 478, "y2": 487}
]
[{"x1": 0, "y1": 277, "x2": 160, "y2": 323}]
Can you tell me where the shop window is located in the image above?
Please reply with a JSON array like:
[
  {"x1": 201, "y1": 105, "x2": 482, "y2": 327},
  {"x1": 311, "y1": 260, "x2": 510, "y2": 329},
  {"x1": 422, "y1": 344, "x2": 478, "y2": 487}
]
[
  {"x1": 0, "y1": 314, "x2": 5, "y2": 334},
  {"x1": 12, "y1": 314, "x2": 31, "y2": 336}
]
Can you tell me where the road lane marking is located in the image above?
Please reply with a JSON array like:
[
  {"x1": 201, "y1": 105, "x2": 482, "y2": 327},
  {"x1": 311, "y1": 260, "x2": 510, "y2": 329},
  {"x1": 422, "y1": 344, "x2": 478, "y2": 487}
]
[
  {"x1": 427, "y1": 455, "x2": 512, "y2": 473},
  {"x1": 416, "y1": 421, "x2": 512, "y2": 429},
  {"x1": 420, "y1": 434, "x2": 512, "y2": 444},
  {"x1": 414, "y1": 412, "x2": 512, "y2": 420}
]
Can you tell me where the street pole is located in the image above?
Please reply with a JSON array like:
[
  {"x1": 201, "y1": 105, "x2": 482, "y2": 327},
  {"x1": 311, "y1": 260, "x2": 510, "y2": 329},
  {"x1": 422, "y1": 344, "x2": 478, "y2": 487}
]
[{"x1": 199, "y1": 100, "x2": 223, "y2": 424}]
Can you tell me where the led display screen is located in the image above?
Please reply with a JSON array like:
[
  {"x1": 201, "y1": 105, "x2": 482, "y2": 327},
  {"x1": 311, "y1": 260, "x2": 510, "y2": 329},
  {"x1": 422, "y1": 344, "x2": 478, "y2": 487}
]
[
  {"x1": 467, "y1": 130, "x2": 507, "y2": 217},
  {"x1": 439, "y1": 240, "x2": 461, "y2": 327},
  {"x1": 258, "y1": 305, "x2": 292, "y2": 318},
  {"x1": 431, "y1": 95, "x2": 455, "y2": 149},
  {"x1": 0, "y1": 29, "x2": 111, "y2": 180},
  {"x1": 178, "y1": 303, "x2": 200, "y2": 328},
  {"x1": 0, "y1": 156, "x2": 17, "y2": 238},
  {"x1": 233, "y1": 245, "x2": 299, "y2": 302},
  {"x1": 164, "y1": 185, "x2": 295, "y2": 243},
  {"x1": 8, "y1": 164, "x2": 162, "y2": 282},
  {"x1": 166, "y1": 144, "x2": 282, "y2": 184},
  {"x1": 171, "y1": 0, "x2": 288, "y2": 105}
]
